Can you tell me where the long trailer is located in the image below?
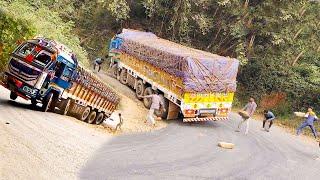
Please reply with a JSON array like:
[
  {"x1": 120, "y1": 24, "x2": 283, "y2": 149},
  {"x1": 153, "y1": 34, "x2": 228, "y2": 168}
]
[
  {"x1": 108, "y1": 29, "x2": 239, "y2": 122},
  {"x1": 1, "y1": 38, "x2": 120, "y2": 124}
]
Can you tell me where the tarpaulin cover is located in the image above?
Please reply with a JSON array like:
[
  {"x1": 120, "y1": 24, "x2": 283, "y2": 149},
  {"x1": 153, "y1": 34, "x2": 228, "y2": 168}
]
[{"x1": 118, "y1": 29, "x2": 240, "y2": 93}]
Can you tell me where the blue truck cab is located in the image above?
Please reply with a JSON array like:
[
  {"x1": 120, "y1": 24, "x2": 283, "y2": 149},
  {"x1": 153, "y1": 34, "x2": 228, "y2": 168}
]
[{"x1": 0, "y1": 38, "x2": 78, "y2": 112}]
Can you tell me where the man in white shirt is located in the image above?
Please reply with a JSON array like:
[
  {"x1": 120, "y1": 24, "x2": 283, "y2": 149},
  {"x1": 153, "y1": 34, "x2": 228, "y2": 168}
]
[
  {"x1": 141, "y1": 91, "x2": 166, "y2": 126},
  {"x1": 236, "y1": 98, "x2": 257, "y2": 135}
]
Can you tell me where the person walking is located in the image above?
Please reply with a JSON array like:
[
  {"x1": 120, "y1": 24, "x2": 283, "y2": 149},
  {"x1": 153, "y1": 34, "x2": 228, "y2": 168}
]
[
  {"x1": 236, "y1": 98, "x2": 257, "y2": 135},
  {"x1": 93, "y1": 57, "x2": 103, "y2": 72},
  {"x1": 296, "y1": 107, "x2": 318, "y2": 139},
  {"x1": 262, "y1": 110, "x2": 276, "y2": 132},
  {"x1": 140, "y1": 91, "x2": 166, "y2": 126}
]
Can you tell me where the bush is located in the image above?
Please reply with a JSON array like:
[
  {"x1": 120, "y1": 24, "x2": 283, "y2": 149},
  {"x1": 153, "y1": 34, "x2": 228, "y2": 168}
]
[
  {"x1": 0, "y1": 0, "x2": 89, "y2": 68},
  {"x1": 0, "y1": 8, "x2": 35, "y2": 71}
]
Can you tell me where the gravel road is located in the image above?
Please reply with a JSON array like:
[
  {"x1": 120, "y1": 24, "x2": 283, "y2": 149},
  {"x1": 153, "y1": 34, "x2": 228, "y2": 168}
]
[
  {"x1": 1, "y1": 72, "x2": 320, "y2": 179},
  {"x1": 80, "y1": 115, "x2": 320, "y2": 179}
]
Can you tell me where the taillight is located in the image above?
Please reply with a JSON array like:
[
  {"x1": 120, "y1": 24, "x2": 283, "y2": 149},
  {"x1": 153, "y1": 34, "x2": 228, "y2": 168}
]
[
  {"x1": 184, "y1": 109, "x2": 195, "y2": 115},
  {"x1": 219, "y1": 108, "x2": 229, "y2": 114}
]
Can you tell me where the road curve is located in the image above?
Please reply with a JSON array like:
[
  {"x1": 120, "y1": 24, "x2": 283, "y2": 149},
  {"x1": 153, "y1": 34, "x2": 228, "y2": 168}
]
[{"x1": 79, "y1": 115, "x2": 320, "y2": 179}]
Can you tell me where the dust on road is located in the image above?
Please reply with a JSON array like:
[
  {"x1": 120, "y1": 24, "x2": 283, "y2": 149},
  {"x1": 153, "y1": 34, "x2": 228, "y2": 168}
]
[{"x1": 0, "y1": 71, "x2": 166, "y2": 179}]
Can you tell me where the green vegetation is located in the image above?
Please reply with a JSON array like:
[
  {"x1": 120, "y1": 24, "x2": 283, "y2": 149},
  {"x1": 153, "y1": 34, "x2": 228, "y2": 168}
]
[
  {"x1": 0, "y1": 0, "x2": 89, "y2": 70},
  {"x1": 0, "y1": 0, "x2": 319, "y2": 118},
  {"x1": 72, "y1": 0, "x2": 319, "y2": 116}
]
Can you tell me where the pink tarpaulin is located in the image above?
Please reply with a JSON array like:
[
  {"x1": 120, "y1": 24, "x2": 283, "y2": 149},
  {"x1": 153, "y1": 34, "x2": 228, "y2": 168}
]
[{"x1": 118, "y1": 29, "x2": 239, "y2": 93}]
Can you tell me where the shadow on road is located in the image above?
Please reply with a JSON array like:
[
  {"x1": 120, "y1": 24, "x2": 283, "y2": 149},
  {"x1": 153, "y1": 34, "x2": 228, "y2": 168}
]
[
  {"x1": 78, "y1": 119, "x2": 225, "y2": 179},
  {"x1": 0, "y1": 98, "x2": 61, "y2": 113}
]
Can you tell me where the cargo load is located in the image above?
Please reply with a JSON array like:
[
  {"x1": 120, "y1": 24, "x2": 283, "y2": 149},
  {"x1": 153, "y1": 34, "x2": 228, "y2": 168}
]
[{"x1": 117, "y1": 29, "x2": 239, "y2": 93}]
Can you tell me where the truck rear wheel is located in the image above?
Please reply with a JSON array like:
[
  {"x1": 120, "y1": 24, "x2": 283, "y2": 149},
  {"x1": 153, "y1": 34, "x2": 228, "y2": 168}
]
[
  {"x1": 87, "y1": 111, "x2": 97, "y2": 124},
  {"x1": 78, "y1": 107, "x2": 91, "y2": 121},
  {"x1": 10, "y1": 92, "x2": 17, "y2": 100},
  {"x1": 95, "y1": 112, "x2": 105, "y2": 125},
  {"x1": 154, "y1": 94, "x2": 169, "y2": 119},
  {"x1": 135, "y1": 80, "x2": 145, "y2": 100},
  {"x1": 59, "y1": 99, "x2": 71, "y2": 115},
  {"x1": 143, "y1": 87, "x2": 153, "y2": 109},
  {"x1": 42, "y1": 92, "x2": 53, "y2": 112},
  {"x1": 119, "y1": 69, "x2": 128, "y2": 85}
]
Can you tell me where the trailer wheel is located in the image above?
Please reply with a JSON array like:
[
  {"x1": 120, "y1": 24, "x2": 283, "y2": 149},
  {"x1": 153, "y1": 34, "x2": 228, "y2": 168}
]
[
  {"x1": 10, "y1": 92, "x2": 17, "y2": 100},
  {"x1": 87, "y1": 111, "x2": 97, "y2": 124},
  {"x1": 154, "y1": 94, "x2": 169, "y2": 119},
  {"x1": 135, "y1": 80, "x2": 145, "y2": 100},
  {"x1": 78, "y1": 107, "x2": 91, "y2": 121},
  {"x1": 59, "y1": 99, "x2": 71, "y2": 115},
  {"x1": 42, "y1": 92, "x2": 53, "y2": 112},
  {"x1": 119, "y1": 69, "x2": 128, "y2": 85},
  {"x1": 95, "y1": 112, "x2": 105, "y2": 125},
  {"x1": 143, "y1": 87, "x2": 153, "y2": 109}
]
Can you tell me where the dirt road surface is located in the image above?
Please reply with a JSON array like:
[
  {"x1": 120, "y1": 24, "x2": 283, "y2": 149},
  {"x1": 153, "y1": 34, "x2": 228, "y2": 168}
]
[{"x1": 1, "y1": 72, "x2": 320, "y2": 179}]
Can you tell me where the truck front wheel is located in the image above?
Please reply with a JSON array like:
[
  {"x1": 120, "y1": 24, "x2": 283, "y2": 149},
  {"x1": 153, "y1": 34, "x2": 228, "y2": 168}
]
[
  {"x1": 42, "y1": 92, "x2": 53, "y2": 112},
  {"x1": 10, "y1": 92, "x2": 17, "y2": 100},
  {"x1": 59, "y1": 99, "x2": 71, "y2": 115},
  {"x1": 119, "y1": 69, "x2": 128, "y2": 85}
]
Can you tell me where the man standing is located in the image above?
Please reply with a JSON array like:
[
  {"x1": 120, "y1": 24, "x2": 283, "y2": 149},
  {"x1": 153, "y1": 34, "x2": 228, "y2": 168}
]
[
  {"x1": 236, "y1": 98, "x2": 257, "y2": 135},
  {"x1": 141, "y1": 91, "x2": 166, "y2": 126},
  {"x1": 93, "y1": 57, "x2": 103, "y2": 72},
  {"x1": 296, "y1": 107, "x2": 318, "y2": 139},
  {"x1": 262, "y1": 110, "x2": 276, "y2": 132}
]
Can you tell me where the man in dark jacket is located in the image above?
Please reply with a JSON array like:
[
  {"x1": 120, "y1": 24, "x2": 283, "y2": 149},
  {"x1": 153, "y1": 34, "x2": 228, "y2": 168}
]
[
  {"x1": 262, "y1": 110, "x2": 276, "y2": 132},
  {"x1": 93, "y1": 57, "x2": 103, "y2": 72}
]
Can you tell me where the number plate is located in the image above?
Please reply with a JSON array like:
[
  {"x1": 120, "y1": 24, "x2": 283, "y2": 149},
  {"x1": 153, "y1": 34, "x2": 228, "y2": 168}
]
[
  {"x1": 200, "y1": 109, "x2": 216, "y2": 114},
  {"x1": 22, "y1": 86, "x2": 34, "y2": 94}
]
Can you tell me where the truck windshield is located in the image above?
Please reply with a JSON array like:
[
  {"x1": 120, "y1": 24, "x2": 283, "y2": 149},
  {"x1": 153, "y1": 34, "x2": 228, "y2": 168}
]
[{"x1": 15, "y1": 42, "x2": 52, "y2": 70}]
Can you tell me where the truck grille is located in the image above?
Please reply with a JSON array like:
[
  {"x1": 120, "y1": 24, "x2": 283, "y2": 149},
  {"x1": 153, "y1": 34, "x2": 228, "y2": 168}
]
[{"x1": 8, "y1": 59, "x2": 40, "y2": 83}]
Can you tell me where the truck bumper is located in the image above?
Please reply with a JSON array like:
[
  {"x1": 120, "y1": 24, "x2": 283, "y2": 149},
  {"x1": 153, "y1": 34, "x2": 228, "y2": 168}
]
[
  {"x1": 0, "y1": 73, "x2": 38, "y2": 99},
  {"x1": 183, "y1": 116, "x2": 228, "y2": 122}
]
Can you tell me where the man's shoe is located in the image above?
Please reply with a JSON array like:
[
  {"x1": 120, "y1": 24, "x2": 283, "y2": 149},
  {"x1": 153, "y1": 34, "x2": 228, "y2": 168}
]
[{"x1": 235, "y1": 129, "x2": 240, "y2": 132}]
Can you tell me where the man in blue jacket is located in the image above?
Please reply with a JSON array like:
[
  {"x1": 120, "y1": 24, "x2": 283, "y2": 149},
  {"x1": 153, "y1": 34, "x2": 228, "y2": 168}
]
[
  {"x1": 296, "y1": 107, "x2": 318, "y2": 139},
  {"x1": 263, "y1": 110, "x2": 276, "y2": 132}
]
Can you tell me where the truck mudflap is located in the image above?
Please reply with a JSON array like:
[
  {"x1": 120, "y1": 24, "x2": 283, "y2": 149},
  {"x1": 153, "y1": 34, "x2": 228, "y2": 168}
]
[{"x1": 183, "y1": 116, "x2": 228, "y2": 122}]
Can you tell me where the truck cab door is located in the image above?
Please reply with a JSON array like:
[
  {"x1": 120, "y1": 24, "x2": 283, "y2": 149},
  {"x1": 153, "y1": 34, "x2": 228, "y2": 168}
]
[{"x1": 52, "y1": 63, "x2": 73, "y2": 89}]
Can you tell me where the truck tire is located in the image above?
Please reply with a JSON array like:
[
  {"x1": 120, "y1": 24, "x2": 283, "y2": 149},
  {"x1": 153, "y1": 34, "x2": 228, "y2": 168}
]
[
  {"x1": 31, "y1": 98, "x2": 37, "y2": 106},
  {"x1": 154, "y1": 95, "x2": 169, "y2": 119},
  {"x1": 119, "y1": 69, "x2": 128, "y2": 85},
  {"x1": 87, "y1": 111, "x2": 97, "y2": 124},
  {"x1": 67, "y1": 99, "x2": 76, "y2": 116},
  {"x1": 95, "y1": 112, "x2": 105, "y2": 125},
  {"x1": 143, "y1": 87, "x2": 153, "y2": 109},
  {"x1": 42, "y1": 92, "x2": 53, "y2": 112},
  {"x1": 10, "y1": 92, "x2": 17, "y2": 100},
  {"x1": 59, "y1": 99, "x2": 71, "y2": 115},
  {"x1": 135, "y1": 80, "x2": 145, "y2": 100},
  {"x1": 31, "y1": 98, "x2": 37, "y2": 110},
  {"x1": 78, "y1": 107, "x2": 91, "y2": 121},
  {"x1": 111, "y1": 64, "x2": 119, "y2": 78}
]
